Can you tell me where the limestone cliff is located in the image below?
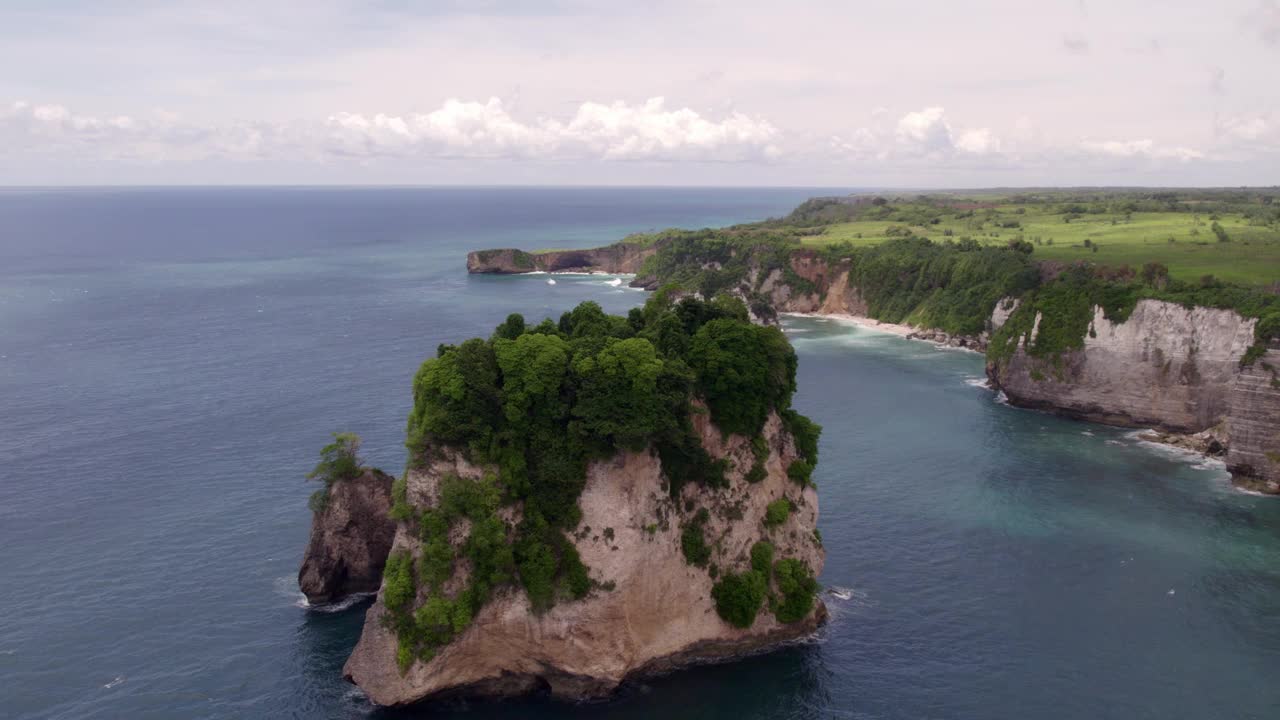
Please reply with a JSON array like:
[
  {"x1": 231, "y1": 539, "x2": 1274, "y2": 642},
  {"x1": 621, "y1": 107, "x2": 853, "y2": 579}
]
[
  {"x1": 299, "y1": 469, "x2": 396, "y2": 604},
  {"x1": 343, "y1": 411, "x2": 825, "y2": 706},
  {"x1": 987, "y1": 300, "x2": 1257, "y2": 432},
  {"x1": 1226, "y1": 344, "x2": 1280, "y2": 493}
]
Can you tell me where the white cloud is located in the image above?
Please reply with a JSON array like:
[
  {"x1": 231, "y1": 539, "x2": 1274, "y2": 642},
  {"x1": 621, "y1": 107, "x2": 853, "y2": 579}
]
[
  {"x1": 1080, "y1": 139, "x2": 1203, "y2": 162},
  {"x1": 2, "y1": 97, "x2": 779, "y2": 166},
  {"x1": 895, "y1": 107, "x2": 954, "y2": 154},
  {"x1": 833, "y1": 107, "x2": 1001, "y2": 160},
  {"x1": 324, "y1": 97, "x2": 778, "y2": 161},
  {"x1": 954, "y1": 128, "x2": 1001, "y2": 155},
  {"x1": 1216, "y1": 113, "x2": 1274, "y2": 143}
]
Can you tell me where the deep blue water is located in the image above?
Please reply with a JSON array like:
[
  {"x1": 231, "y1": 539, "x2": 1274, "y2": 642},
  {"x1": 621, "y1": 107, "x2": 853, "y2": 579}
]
[{"x1": 3, "y1": 187, "x2": 1280, "y2": 720}]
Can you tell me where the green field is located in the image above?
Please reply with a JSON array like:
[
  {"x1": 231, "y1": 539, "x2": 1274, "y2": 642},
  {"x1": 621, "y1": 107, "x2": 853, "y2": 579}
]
[{"x1": 804, "y1": 206, "x2": 1280, "y2": 287}]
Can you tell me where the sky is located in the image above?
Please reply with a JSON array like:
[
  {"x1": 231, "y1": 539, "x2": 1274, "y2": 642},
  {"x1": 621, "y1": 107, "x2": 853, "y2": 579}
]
[{"x1": 1, "y1": 0, "x2": 1278, "y2": 187}]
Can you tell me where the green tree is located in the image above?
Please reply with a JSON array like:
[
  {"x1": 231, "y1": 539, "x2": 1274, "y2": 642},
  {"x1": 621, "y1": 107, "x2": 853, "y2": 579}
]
[
  {"x1": 406, "y1": 339, "x2": 501, "y2": 463},
  {"x1": 711, "y1": 570, "x2": 767, "y2": 628},
  {"x1": 571, "y1": 337, "x2": 668, "y2": 451},
  {"x1": 688, "y1": 319, "x2": 796, "y2": 437},
  {"x1": 307, "y1": 432, "x2": 363, "y2": 511}
]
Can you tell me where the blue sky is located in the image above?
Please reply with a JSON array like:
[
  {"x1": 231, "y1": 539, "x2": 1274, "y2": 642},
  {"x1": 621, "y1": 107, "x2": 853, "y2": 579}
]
[{"x1": 1, "y1": 0, "x2": 1278, "y2": 185}]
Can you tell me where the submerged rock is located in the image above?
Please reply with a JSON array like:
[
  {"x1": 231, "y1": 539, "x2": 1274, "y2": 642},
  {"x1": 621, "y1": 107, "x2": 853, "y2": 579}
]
[{"x1": 298, "y1": 468, "x2": 396, "y2": 605}]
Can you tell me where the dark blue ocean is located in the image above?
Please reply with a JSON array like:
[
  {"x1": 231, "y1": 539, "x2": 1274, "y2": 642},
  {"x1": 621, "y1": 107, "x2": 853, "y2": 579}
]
[{"x1": 3, "y1": 187, "x2": 1279, "y2": 720}]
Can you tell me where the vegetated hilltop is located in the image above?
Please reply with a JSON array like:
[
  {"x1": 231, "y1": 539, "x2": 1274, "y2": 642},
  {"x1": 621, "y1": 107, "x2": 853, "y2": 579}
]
[
  {"x1": 466, "y1": 189, "x2": 1280, "y2": 492},
  {"x1": 331, "y1": 294, "x2": 824, "y2": 706}
]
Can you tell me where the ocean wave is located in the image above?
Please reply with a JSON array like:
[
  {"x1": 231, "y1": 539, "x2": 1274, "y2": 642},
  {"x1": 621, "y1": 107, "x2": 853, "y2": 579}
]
[
  {"x1": 1128, "y1": 430, "x2": 1232, "y2": 478},
  {"x1": 279, "y1": 572, "x2": 376, "y2": 613},
  {"x1": 103, "y1": 676, "x2": 126, "y2": 689},
  {"x1": 305, "y1": 592, "x2": 376, "y2": 613},
  {"x1": 276, "y1": 575, "x2": 371, "y2": 612},
  {"x1": 963, "y1": 376, "x2": 991, "y2": 390}
]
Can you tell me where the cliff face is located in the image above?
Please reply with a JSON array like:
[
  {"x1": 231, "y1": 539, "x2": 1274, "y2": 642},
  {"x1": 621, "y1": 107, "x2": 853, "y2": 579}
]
[
  {"x1": 988, "y1": 300, "x2": 1257, "y2": 432},
  {"x1": 299, "y1": 469, "x2": 396, "y2": 604},
  {"x1": 466, "y1": 242, "x2": 658, "y2": 275},
  {"x1": 343, "y1": 411, "x2": 824, "y2": 706},
  {"x1": 1226, "y1": 345, "x2": 1280, "y2": 493}
]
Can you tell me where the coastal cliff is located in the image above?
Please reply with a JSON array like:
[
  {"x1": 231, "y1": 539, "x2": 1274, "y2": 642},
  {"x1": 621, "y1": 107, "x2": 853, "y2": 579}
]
[
  {"x1": 465, "y1": 233, "x2": 1279, "y2": 492},
  {"x1": 467, "y1": 242, "x2": 657, "y2": 275},
  {"x1": 1226, "y1": 344, "x2": 1280, "y2": 493},
  {"x1": 344, "y1": 411, "x2": 824, "y2": 705},
  {"x1": 986, "y1": 300, "x2": 1256, "y2": 431},
  {"x1": 299, "y1": 468, "x2": 396, "y2": 604}
]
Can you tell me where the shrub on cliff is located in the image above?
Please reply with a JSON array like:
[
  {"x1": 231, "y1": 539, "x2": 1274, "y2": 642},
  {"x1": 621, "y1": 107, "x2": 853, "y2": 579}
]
[
  {"x1": 306, "y1": 432, "x2": 363, "y2": 512},
  {"x1": 712, "y1": 569, "x2": 768, "y2": 628},
  {"x1": 765, "y1": 498, "x2": 791, "y2": 527},
  {"x1": 772, "y1": 558, "x2": 818, "y2": 623}
]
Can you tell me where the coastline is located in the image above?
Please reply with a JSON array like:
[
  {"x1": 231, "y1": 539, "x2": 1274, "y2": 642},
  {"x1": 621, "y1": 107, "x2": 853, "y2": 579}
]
[{"x1": 781, "y1": 311, "x2": 915, "y2": 337}]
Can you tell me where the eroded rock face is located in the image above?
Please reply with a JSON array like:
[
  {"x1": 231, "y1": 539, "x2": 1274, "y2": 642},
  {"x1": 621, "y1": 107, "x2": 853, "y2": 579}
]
[
  {"x1": 1227, "y1": 345, "x2": 1280, "y2": 493},
  {"x1": 343, "y1": 412, "x2": 825, "y2": 706},
  {"x1": 988, "y1": 300, "x2": 1257, "y2": 432},
  {"x1": 299, "y1": 469, "x2": 396, "y2": 605}
]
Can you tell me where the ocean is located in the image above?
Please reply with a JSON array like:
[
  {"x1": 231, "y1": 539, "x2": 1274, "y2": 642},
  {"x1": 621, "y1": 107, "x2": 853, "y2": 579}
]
[{"x1": 2, "y1": 187, "x2": 1279, "y2": 719}]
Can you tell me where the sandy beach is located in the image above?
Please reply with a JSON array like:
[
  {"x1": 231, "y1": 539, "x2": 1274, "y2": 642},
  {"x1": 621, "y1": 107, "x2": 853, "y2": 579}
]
[{"x1": 782, "y1": 311, "x2": 916, "y2": 337}]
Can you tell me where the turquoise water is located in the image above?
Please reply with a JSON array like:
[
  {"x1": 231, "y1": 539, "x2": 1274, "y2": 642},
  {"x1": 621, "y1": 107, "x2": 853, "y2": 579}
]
[{"x1": 2, "y1": 188, "x2": 1279, "y2": 719}]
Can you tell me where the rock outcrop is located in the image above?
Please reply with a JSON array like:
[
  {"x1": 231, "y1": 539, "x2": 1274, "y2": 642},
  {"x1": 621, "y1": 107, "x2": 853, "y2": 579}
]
[
  {"x1": 299, "y1": 469, "x2": 397, "y2": 605},
  {"x1": 343, "y1": 411, "x2": 825, "y2": 706},
  {"x1": 988, "y1": 300, "x2": 1257, "y2": 432},
  {"x1": 1226, "y1": 344, "x2": 1280, "y2": 493},
  {"x1": 466, "y1": 242, "x2": 658, "y2": 275}
]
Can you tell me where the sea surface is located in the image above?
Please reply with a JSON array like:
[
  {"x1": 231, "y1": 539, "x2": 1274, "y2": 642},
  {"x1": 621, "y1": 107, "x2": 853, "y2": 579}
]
[{"x1": 2, "y1": 187, "x2": 1279, "y2": 720}]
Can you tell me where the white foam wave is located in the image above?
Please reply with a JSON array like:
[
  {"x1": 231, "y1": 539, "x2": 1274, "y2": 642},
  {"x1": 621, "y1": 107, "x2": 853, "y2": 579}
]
[
  {"x1": 103, "y1": 676, "x2": 125, "y2": 689},
  {"x1": 963, "y1": 376, "x2": 991, "y2": 390},
  {"x1": 302, "y1": 592, "x2": 376, "y2": 613},
  {"x1": 546, "y1": 279, "x2": 556, "y2": 285},
  {"x1": 1128, "y1": 430, "x2": 1233, "y2": 479},
  {"x1": 605, "y1": 278, "x2": 623, "y2": 287}
]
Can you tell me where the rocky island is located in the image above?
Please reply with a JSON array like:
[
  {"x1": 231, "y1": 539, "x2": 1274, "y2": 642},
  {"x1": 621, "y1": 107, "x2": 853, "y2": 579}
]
[
  {"x1": 466, "y1": 192, "x2": 1280, "y2": 493},
  {"x1": 301, "y1": 295, "x2": 825, "y2": 707}
]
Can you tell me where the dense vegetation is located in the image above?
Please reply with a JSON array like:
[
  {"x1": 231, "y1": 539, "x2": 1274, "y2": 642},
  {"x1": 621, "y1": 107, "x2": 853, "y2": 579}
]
[
  {"x1": 795, "y1": 190, "x2": 1280, "y2": 287},
  {"x1": 383, "y1": 293, "x2": 822, "y2": 669}
]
